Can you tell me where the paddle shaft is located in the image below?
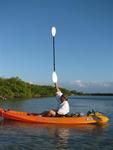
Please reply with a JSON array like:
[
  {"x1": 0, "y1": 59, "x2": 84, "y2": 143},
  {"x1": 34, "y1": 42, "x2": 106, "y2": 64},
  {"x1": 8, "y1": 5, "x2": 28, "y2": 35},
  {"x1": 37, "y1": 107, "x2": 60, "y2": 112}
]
[{"x1": 53, "y1": 36, "x2": 56, "y2": 71}]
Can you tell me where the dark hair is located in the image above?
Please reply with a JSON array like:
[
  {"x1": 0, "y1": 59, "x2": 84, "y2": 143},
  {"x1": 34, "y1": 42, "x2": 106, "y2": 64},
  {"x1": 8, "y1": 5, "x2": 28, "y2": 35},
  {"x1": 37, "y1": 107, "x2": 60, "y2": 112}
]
[{"x1": 60, "y1": 95, "x2": 68, "y2": 101}]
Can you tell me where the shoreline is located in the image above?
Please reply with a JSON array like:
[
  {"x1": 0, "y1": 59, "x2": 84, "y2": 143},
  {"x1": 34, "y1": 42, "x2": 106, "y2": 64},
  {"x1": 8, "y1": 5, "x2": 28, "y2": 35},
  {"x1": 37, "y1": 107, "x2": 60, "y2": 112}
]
[{"x1": 0, "y1": 94, "x2": 113, "y2": 101}]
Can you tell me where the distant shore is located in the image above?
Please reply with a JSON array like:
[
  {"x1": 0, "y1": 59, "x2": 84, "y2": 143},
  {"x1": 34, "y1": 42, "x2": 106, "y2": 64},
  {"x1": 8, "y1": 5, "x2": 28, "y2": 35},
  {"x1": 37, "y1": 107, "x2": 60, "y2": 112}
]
[
  {"x1": 0, "y1": 77, "x2": 113, "y2": 100},
  {"x1": 0, "y1": 77, "x2": 73, "y2": 99}
]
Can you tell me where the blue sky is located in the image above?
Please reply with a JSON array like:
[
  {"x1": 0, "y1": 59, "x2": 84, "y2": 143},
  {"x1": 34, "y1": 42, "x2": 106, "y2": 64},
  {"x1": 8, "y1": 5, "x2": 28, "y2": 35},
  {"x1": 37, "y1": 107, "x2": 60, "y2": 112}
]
[{"x1": 0, "y1": 0, "x2": 113, "y2": 92}]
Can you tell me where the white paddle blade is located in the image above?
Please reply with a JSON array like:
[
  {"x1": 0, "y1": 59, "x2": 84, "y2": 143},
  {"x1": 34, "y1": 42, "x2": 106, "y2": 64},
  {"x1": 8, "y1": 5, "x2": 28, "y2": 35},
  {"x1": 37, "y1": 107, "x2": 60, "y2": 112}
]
[
  {"x1": 52, "y1": 71, "x2": 58, "y2": 83},
  {"x1": 51, "y1": 26, "x2": 56, "y2": 37}
]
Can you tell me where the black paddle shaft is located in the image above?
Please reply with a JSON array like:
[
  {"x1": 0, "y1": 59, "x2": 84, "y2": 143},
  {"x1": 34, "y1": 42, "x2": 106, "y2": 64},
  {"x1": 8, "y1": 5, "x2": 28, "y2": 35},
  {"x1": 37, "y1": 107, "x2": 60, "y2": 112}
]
[{"x1": 53, "y1": 36, "x2": 56, "y2": 71}]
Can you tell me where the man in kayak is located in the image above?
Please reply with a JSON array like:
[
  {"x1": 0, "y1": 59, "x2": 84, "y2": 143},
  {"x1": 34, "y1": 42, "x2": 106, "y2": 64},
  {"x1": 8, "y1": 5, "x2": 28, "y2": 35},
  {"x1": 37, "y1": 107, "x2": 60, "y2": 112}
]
[{"x1": 42, "y1": 84, "x2": 70, "y2": 117}]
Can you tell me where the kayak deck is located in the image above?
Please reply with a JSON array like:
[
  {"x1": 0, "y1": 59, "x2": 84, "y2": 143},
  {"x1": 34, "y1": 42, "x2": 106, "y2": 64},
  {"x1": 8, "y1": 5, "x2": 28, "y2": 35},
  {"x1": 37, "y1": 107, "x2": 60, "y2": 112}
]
[{"x1": 0, "y1": 108, "x2": 109, "y2": 125}]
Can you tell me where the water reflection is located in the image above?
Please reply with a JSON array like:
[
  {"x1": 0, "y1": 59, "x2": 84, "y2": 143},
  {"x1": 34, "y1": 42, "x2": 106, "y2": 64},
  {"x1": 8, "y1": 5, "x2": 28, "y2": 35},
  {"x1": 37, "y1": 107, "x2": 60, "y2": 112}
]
[
  {"x1": 0, "y1": 119, "x2": 108, "y2": 130},
  {"x1": 0, "y1": 120, "x2": 109, "y2": 150}
]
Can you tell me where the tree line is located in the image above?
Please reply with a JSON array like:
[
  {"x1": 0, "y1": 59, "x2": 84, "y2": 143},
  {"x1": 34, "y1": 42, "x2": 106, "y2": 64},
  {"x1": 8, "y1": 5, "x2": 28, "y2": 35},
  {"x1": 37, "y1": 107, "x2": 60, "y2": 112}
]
[
  {"x1": 0, "y1": 77, "x2": 75, "y2": 99},
  {"x1": 1, "y1": 77, "x2": 112, "y2": 99}
]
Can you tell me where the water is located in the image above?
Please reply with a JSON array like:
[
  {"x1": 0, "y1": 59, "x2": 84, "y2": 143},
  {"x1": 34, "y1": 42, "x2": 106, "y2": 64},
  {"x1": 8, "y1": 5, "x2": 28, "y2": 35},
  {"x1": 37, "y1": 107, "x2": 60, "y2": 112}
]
[{"x1": 0, "y1": 96, "x2": 113, "y2": 150}]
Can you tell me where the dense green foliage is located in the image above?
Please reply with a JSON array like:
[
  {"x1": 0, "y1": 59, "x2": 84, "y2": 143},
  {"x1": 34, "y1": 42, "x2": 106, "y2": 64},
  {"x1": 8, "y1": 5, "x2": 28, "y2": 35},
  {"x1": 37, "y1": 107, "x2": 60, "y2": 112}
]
[
  {"x1": 0, "y1": 77, "x2": 73, "y2": 99},
  {"x1": 1, "y1": 77, "x2": 111, "y2": 99}
]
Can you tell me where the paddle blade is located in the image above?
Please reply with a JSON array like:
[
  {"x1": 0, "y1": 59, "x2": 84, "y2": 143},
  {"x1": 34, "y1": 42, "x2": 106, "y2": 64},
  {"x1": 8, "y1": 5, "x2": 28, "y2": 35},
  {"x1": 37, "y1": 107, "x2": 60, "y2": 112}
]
[
  {"x1": 52, "y1": 71, "x2": 58, "y2": 83},
  {"x1": 51, "y1": 26, "x2": 56, "y2": 37}
]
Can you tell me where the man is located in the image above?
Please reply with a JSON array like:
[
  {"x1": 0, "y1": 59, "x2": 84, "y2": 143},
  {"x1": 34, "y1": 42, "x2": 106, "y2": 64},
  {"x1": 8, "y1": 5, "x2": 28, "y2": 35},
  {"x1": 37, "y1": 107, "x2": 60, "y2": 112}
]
[{"x1": 46, "y1": 83, "x2": 70, "y2": 117}]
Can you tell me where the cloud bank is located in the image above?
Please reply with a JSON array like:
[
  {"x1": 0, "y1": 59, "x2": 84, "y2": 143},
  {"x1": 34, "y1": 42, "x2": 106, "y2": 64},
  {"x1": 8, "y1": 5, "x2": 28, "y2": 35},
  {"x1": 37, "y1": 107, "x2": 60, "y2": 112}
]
[{"x1": 62, "y1": 80, "x2": 113, "y2": 93}]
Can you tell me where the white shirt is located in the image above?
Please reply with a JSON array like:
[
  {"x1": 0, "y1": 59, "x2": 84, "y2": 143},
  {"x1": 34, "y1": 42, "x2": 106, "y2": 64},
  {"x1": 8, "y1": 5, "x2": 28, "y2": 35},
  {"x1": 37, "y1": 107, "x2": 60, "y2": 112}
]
[{"x1": 57, "y1": 101, "x2": 70, "y2": 115}]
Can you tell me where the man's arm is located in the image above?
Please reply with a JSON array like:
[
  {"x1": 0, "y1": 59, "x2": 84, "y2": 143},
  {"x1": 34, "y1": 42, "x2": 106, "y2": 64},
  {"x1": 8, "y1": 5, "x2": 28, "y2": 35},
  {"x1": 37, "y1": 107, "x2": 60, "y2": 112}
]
[{"x1": 55, "y1": 83, "x2": 61, "y2": 92}]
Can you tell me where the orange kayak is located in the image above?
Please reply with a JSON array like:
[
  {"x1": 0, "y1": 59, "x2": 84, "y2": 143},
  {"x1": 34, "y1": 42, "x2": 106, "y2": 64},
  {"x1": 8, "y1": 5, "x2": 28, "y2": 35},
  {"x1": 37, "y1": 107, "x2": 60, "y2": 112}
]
[{"x1": 0, "y1": 108, "x2": 109, "y2": 125}]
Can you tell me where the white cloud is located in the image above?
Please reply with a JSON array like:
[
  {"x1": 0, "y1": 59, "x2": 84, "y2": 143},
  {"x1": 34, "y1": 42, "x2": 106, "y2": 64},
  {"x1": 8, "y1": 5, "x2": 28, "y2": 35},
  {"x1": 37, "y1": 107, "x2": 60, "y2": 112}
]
[
  {"x1": 74, "y1": 80, "x2": 81, "y2": 83},
  {"x1": 62, "y1": 80, "x2": 113, "y2": 93},
  {"x1": 72, "y1": 80, "x2": 86, "y2": 88}
]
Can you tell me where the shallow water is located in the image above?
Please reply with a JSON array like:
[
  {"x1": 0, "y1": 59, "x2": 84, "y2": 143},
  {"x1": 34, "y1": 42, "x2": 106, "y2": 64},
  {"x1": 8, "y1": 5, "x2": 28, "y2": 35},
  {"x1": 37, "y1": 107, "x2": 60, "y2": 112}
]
[{"x1": 0, "y1": 96, "x2": 113, "y2": 150}]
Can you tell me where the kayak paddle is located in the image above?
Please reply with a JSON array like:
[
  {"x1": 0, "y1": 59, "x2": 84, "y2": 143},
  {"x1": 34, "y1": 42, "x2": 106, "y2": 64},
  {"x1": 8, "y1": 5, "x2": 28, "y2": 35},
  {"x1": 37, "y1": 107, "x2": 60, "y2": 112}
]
[{"x1": 51, "y1": 26, "x2": 58, "y2": 84}]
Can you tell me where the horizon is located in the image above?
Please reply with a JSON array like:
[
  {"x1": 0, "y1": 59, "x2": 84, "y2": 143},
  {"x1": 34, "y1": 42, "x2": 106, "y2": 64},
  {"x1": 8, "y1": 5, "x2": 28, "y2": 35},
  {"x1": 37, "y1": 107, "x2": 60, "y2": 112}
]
[
  {"x1": 1, "y1": 76, "x2": 113, "y2": 94},
  {"x1": 0, "y1": 0, "x2": 113, "y2": 93}
]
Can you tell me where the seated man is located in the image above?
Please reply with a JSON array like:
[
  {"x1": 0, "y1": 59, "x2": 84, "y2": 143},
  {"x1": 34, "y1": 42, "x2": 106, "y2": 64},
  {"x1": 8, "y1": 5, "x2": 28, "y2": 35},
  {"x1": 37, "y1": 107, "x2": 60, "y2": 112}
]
[{"x1": 43, "y1": 83, "x2": 70, "y2": 117}]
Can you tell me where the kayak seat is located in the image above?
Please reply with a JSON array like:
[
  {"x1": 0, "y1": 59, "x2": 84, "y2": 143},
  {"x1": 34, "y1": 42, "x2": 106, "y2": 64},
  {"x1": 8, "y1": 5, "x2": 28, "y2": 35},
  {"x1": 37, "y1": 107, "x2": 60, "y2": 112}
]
[{"x1": 27, "y1": 113, "x2": 39, "y2": 116}]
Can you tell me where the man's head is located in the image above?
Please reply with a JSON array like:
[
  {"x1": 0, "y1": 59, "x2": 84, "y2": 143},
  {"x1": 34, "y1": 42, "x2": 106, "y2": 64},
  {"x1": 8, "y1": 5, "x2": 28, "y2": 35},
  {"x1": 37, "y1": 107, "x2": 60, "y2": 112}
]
[{"x1": 60, "y1": 95, "x2": 68, "y2": 103}]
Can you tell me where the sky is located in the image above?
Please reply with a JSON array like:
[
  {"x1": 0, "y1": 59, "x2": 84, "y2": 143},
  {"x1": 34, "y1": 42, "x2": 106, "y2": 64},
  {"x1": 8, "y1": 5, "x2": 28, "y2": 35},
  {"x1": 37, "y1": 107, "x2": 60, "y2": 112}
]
[{"x1": 0, "y1": 0, "x2": 113, "y2": 93}]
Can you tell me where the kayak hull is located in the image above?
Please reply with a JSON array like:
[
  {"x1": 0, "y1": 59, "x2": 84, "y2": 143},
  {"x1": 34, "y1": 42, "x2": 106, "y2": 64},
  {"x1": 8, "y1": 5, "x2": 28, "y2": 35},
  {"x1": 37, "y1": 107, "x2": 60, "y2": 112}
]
[{"x1": 0, "y1": 108, "x2": 109, "y2": 125}]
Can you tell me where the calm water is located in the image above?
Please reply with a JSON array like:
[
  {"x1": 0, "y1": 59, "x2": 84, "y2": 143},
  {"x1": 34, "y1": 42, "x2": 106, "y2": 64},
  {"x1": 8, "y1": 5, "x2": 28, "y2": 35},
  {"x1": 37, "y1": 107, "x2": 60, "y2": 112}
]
[{"x1": 0, "y1": 96, "x2": 113, "y2": 150}]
